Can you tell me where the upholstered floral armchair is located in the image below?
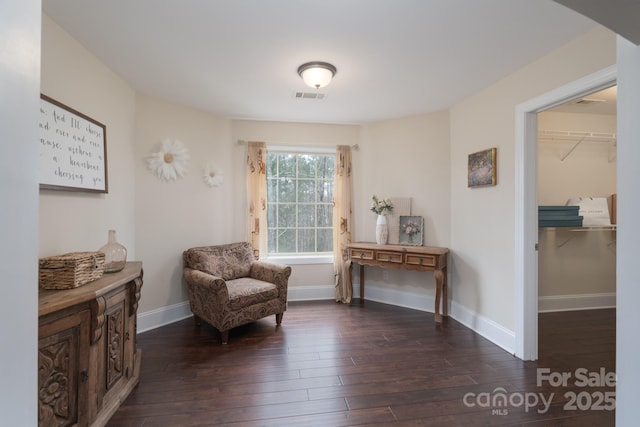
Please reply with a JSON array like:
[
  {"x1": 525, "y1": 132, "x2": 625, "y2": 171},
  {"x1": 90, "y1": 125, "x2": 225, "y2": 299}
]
[{"x1": 183, "y1": 242, "x2": 291, "y2": 344}]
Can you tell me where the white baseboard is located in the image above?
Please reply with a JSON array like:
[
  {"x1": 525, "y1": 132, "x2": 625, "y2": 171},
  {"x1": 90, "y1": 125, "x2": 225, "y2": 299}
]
[
  {"x1": 354, "y1": 283, "x2": 517, "y2": 356},
  {"x1": 362, "y1": 284, "x2": 433, "y2": 313},
  {"x1": 287, "y1": 285, "x2": 339, "y2": 301},
  {"x1": 135, "y1": 288, "x2": 613, "y2": 356},
  {"x1": 538, "y1": 292, "x2": 616, "y2": 313},
  {"x1": 135, "y1": 286, "x2": 347, "y2": 333},
  {"x1": 449, "y1": 300, "x2": 516, "y2": 355},
  {"x1": 137, "y1": 300, "x2": 192, "y2": 333},
  {"x1": 135, "y1": 284, "x2": 517, "y2": 357}
]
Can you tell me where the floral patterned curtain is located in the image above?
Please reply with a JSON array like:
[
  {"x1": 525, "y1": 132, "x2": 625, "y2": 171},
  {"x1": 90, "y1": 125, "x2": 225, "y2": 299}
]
[
  {"x1": 333, "y1": 145, "x2": 354, "y2": 303},
  {"x1": 246, "y1": 141, "x2": 267, "y2": 259}
]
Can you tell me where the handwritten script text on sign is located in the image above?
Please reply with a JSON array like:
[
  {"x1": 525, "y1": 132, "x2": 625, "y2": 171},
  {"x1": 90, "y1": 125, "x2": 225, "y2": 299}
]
[{"x1": 39, "y1": 97, "x2": 107, "y2": 191}]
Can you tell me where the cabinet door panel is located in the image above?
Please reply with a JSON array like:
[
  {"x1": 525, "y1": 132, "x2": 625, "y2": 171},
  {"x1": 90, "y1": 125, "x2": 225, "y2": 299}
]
[
  {"x1": 38, "y1": 309, "x2": 91, "y2": 427},
  {"x1": 100, "y1": 287, "x2": 131, "y2": 406}
]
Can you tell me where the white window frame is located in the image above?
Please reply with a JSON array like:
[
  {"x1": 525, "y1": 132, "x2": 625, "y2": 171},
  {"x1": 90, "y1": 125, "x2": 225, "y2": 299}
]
[{"x1": 266, "y1": 145, "x2": 335, "y2": 264}]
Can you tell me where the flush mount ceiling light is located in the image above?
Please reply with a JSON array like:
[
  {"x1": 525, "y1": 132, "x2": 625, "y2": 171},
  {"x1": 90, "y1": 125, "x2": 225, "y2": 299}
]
[{"x1": 297, "y1": 61, "x2": 337, "y2": 89}]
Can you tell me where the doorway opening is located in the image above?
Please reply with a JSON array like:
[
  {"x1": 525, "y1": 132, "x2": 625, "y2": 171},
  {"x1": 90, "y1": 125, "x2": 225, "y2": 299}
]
[
  {"x1": 514, "y1": 65, "x2": 616, "y2": 361},
  {"x1": 536, "y1": 85, "x2": 617, "y2": 363}
]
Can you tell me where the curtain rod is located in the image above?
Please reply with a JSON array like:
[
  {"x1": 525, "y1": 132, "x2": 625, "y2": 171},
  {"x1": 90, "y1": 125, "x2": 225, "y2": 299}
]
[{"x1": 236, "y1": 140, "x2": 359, "y2": 150}]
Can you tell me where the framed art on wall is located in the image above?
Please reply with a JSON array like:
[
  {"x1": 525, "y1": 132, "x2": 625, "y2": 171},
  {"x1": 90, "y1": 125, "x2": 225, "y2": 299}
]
[
  {"x1": 468, "y1": 147, "x2": 497, "y2": 187},
  {"x1": 39, "y1": 94, "x2": 108, "y2": 193}
]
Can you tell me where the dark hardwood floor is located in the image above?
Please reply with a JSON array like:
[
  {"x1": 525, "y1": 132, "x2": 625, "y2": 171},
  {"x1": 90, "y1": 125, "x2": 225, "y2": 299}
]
[{"x1": 108, "y1": 301, "x2": 615, "y2": 426}]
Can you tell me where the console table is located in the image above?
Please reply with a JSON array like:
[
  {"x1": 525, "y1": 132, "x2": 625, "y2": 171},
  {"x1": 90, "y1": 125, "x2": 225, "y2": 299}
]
[
  {"x1": 38, "y1": 262, "x2": 143, "y2": 427},
  {"x1": 347, "y1": 243, "x2": 449, "y2": 323}
]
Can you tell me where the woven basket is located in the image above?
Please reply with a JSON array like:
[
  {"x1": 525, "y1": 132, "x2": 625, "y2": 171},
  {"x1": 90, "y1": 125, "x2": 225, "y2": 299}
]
[{"x1": 39, "y1": 251, "x2": 106, "y2": 290}]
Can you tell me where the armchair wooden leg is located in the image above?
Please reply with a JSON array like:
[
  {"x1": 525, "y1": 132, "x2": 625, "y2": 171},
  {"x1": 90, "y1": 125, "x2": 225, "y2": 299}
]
[
  {"x1": 220, "y1": 330, "x2": 229, "y2": 345},
  {"x1": 276, "y1": 312, "x2": 284, "y2": 325},
  {"x1": 193, "y1": 315, "x2": 201, "y2": 326}
]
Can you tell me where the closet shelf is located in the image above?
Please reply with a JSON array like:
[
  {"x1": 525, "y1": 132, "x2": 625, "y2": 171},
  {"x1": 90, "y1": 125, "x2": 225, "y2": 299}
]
[
  {"x1": 538, "y1": 129, "x2": 617, "y2": 143},
  {"x1": 538, "y1": 129, "x2": 617, "y2": 162},
  {"x1": 539, "y1": 225, "x2": 616, "y2": 250}
]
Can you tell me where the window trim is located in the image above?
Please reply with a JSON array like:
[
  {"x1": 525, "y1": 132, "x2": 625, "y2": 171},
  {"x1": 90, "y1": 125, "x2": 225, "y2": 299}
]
[{"x1": 265, "y1": 254, "x2": 334, "y2": 265}]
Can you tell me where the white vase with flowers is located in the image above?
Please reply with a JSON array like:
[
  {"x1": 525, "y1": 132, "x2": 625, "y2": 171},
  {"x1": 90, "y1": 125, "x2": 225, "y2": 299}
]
[{"x1": 371, "y1": 195, "x2": 393, "y2": 245}]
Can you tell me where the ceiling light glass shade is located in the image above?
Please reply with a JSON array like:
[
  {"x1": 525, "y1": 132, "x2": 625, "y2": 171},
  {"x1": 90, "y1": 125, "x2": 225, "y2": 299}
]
[{"x1": 297, "y1": 61, "x2": 337, "y2": 89}]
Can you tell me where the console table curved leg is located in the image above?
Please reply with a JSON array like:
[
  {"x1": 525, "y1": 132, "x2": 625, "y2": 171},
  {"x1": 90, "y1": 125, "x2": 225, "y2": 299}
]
[
  {"x1": 433, "y1": 269, "x2": 444, "y2": 323},
  {"x1": 442, "y1": 267, "x2": 448, "y2": 317}
]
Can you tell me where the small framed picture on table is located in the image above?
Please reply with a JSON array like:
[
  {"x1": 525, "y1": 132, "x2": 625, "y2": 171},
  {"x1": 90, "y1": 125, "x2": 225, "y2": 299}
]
[{"x1": 399, "y1": 216, "x2": 423, "y2": 246}]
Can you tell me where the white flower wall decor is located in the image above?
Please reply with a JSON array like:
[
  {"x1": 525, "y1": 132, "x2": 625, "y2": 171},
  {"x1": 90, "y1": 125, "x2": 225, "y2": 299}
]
[
  {"x1": 146, "y1": 138, "x2": 189, "y2": 182},
  {"x1": 203, "y1": 163, "x2": 223, "y2": 187}
]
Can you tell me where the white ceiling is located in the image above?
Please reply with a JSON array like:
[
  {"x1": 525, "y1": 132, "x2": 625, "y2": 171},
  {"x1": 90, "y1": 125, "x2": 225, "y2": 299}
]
[{"x1": 43, "y1": 1, "x2": 600, "y2": 124}]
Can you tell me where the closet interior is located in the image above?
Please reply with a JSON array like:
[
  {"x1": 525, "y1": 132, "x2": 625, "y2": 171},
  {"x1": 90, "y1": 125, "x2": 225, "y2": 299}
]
[{"x1": 537, "y1": 86, "x2": 617, "y2": 312}]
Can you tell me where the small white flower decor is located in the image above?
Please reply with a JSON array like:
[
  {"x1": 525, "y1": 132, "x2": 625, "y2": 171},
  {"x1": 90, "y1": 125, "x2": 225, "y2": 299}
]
[
  {"x1": 146, "y1": 138, "x2": 189, "y2": 182},
  {"x1": 203, "y1": 163, "x2": 223, "y2": 187},
  {"x1": 370, "y1": 195, "x2": 393, "y2": 215}
]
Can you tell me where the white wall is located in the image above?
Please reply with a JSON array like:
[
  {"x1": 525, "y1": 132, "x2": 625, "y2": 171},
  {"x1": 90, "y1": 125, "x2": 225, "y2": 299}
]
[
  {"x1": 0, "y1": 1, "x2": 40, "y2": 423},
  {"x1": 40, "y1": 16, "x2": 137, "y2": 258},
  {"x1": 615, "y1": 35, "x2": 640, "y2": 427},
  {"x1": 449, "y1": 26, "x2": 616, "y2": 333}
]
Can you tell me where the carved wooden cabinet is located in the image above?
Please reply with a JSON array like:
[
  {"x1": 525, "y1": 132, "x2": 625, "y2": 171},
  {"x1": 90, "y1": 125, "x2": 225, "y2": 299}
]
[{"x1": 38, "y1": 262, "x2": 143, "y2": 427}]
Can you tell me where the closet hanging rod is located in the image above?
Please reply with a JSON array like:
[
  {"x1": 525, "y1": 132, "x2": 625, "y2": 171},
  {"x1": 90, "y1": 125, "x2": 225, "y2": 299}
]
[{"x1": 538, "y1": 130, "x2": 617, "y2": 143}]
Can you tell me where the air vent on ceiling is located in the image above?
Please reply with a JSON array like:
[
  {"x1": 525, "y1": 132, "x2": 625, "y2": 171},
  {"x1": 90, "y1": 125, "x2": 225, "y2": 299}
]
[
  {"x1": 294, "y1": 91, "x2": 326, "y2": 100},
  {"x1": 573, "y1": 98, "x2": 605, "y2": 105}
]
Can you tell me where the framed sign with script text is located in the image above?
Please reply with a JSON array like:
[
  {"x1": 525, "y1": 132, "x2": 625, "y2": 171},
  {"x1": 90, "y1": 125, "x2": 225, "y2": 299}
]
[{"x1": 39, "y1": 94, "x2": 108, "y2": 192}]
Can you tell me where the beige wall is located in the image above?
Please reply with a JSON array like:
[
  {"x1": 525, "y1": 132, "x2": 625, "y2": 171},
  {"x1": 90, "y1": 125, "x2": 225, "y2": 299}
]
[
  {"x1": 537, "y1": 110, "x2": 616, "y2": 300},
  {"x1": 40, "y1": 15, "x2": 137, "y2": 257},
  {"x1": 538, "y1": 111, "x2": 616, "y2": 205},
  {"x1": 231, "y1": 119, "x2": 361, "y2": 291},
  {"x1": 538, "y1": 229, "x2": 616, "y2": 299},
  {"x1": 23, "y1": 10, "x2": 640, "y2": 420},
  {"x1": 133, "y1": 111, "x2": 363, "y2": 311},
  {"x1": 133, "y1": 93, "x2": 235, "y2": 312},
  {"x1": 450, "y1": 26, "x2": 616, "y2": 329},
  {"x1": 355, "y1": 112, "x2": 451, "y2": 298},
  {"x1": 358, "y1": 112, "x2": 451, "y2": 246},
  {"x1": 39, "y1": 15, "x2": 616, "y2": 335},
  {"x1": 39, "y1": 14, "x2": 364, "y2": 313},
  {"x1": 133, "y1": 110, "x2": 450, "y2": 310}
]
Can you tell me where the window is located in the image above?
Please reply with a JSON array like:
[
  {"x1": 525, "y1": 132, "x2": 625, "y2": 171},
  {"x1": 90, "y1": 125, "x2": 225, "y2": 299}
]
[{"x1": 266, "y1": 149, "x2": 334, "y2": 255}]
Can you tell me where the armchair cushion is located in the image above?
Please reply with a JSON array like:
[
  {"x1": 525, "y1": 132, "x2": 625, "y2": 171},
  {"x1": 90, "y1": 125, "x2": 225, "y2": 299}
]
[
  {"x1": 227, "y1": 278, "x2": 278, "y2": 310},
  {"x1": 184, "y1": 242, "x2": 255, "y2": 280}
]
